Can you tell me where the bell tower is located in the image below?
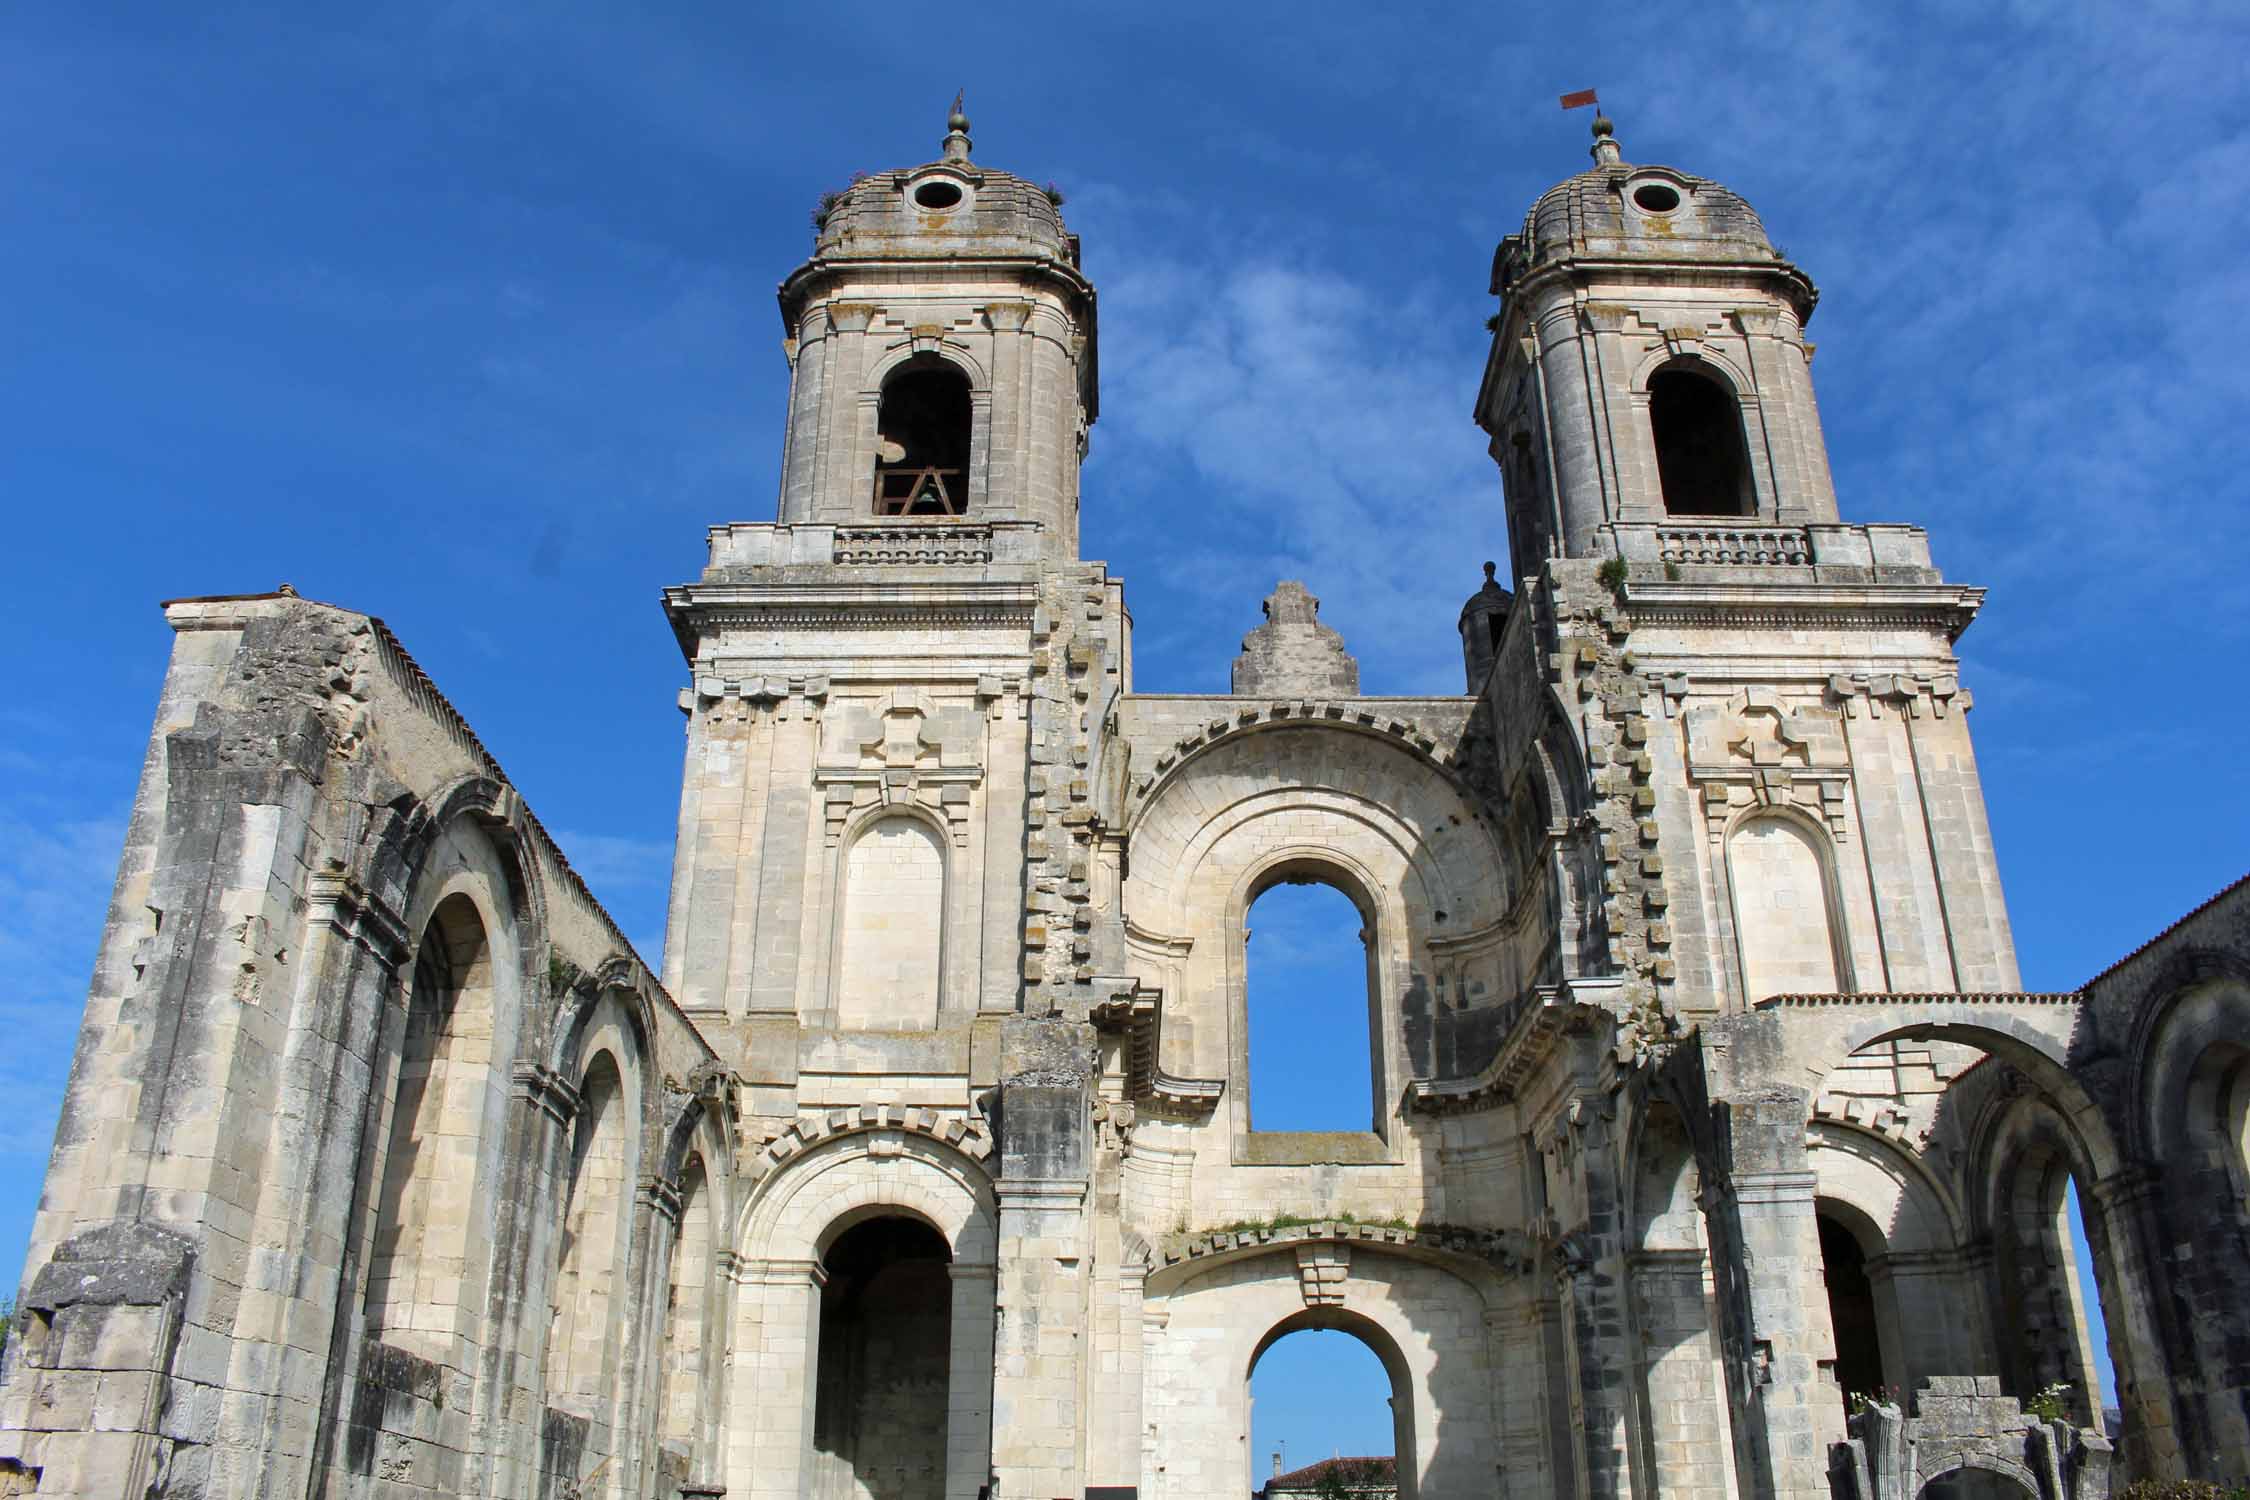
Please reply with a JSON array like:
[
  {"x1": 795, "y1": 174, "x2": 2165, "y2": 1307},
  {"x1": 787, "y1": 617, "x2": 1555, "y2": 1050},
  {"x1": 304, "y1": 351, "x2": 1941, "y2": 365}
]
[
  {"x1": 772, "y1": 101, "x2": 1098, "y2": 558},
  {"x1": 1476, "y1": 112, "x2": 1839, "y2": 564}
]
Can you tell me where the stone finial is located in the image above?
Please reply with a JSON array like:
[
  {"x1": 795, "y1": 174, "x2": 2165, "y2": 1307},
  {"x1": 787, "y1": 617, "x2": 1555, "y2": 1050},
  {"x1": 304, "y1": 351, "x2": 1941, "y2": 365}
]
[
  {"x1": 943, "y1": 91, "x2": 972, "y2": 163},
  {"x1": 1591, "y1": 111, "x2": 1623, "y2": 167},
  {"x1": 1231, "y1": 580, "x2": 1359, "y2": 696}
]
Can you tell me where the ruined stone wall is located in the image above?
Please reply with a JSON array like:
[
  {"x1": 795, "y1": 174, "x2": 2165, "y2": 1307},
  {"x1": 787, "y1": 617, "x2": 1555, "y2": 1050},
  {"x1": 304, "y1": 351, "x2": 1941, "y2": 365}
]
[{"x1": 0, "y1": 595, "x2": 720, "y2": 1500}]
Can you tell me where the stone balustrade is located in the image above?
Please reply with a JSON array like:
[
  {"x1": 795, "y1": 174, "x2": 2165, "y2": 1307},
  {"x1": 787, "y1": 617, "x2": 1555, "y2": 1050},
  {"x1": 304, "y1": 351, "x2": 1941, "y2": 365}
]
[
  {"x1": 1607, "y1": 519, "x2": 1940, "y2": 576},
  {"x1": 704, "y1": 518, "x2": 1048, "y2": 571}
]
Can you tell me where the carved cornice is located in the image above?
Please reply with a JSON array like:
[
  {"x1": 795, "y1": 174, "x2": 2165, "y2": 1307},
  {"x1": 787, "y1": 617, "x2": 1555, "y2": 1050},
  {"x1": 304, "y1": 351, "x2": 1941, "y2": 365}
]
[
  {"x1": 1406, "y1": 985, "x2": 1611, "y2": 1116},
  {"x1": 1754, "y1": 991, "x2": 2082, "y2": 1008},
  {"x1": 305, "y1": 869, "x2": 413, "y2": 970},
  {"x1": 1150, "y1": 1219, "x2": 1536, "y2": 1287},
  {"x1": 1611, "y1": 581, "x2": 1986, "y2": 641},
  {"x1": 1089, "y1": 979, "x2": 1224, "y2": 1117},
  {"x1": 512, "y1": 1062, "x2": 581, "y2": 1126}
]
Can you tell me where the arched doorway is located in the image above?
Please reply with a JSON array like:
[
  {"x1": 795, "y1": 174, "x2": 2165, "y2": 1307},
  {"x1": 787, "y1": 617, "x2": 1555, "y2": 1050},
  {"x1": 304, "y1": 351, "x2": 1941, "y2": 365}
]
[
  {"x1": 811, "y1": 1215, "x2": 954, "y2": 1500},
  {"x1": 1248, "y1": 1312, "x2": 1415, "y2": 1500},
  {"x1": 1250, "y1": 1326, "x2": 1396, "y2": 1497}
]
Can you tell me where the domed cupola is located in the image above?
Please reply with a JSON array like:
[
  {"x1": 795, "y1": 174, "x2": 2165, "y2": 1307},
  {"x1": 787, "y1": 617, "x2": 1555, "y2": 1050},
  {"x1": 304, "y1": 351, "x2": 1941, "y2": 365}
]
[
  {"x1": 769, "y1": 101, "x2": 1099, "y2": 561},
  {"x1": 1495, "y1": 115, "x2": 1812, "y2": 315},
  {"x1": 1475, "y1": 113, "x2": 1839, "y2": 564},
  {"x1": 802, "y1": 98, "x2": 1080, "y2": 267}
]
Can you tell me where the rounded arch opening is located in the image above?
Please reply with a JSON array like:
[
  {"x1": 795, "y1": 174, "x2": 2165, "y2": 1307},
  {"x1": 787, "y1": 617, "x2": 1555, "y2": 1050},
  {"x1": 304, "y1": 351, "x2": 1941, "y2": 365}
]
[
  {"x1": 2140, "y1": 978, "x2": 2250, "y2": 1206},
  {"x1": 875, "y1": 355, "x2": 973, "y2": 516},
  {"x1": 1982, "y1": 1104, "x2": 2113, "y2": 1429},
  {"x1": 1816, "y1": 1204, "x2": 1888, "y2": 1409},
  {"x1": 365, "y1": 891, "x2": 498, "y2": 1360},
  {"x1": 812, "y1": 1214, "x2": 955, "y2": 1500},
  {"x1": 1917, "y1": 1462, "x2": 2038, "y2": 1499},
  {"x1": 1649, "y1": 359, "x2": 1755, "y2": 517},
  {"x1": 546, "y1": 1047, "x2": 635, "y2": 1411},
  {"x1": 1244, "y1": 865, "x2": 1379, "y2": 1134},
  {"x1": 1248, "y1": 1311, "x2": 1412, "y2": 1500}
]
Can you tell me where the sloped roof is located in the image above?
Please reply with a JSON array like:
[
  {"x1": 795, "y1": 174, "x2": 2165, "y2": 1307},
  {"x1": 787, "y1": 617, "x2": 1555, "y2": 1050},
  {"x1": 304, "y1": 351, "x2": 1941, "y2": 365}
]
[{"x1": 1260, "y1": 1455, "x2": 1398, "y2": 1496}]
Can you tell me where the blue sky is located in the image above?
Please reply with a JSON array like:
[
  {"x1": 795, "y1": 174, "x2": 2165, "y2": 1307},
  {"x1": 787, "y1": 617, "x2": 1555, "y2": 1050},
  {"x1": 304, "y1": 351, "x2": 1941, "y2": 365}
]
[{"x1": 3, "y1": 0, "x2": 2239, "y2": 1460}]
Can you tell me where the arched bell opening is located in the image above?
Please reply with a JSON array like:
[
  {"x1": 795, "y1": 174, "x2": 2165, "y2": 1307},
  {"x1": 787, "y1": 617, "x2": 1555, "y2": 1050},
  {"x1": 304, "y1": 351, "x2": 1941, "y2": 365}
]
[
  {"x1": 811, "y1": 1214, "x2": 955, "y2": 1500},
  {"x1": 1649, "y1": 360, "x2": 1755, "y2": 517},
  {"x1": 874, "y1": 357, "x2": 973, "y2": 516}
]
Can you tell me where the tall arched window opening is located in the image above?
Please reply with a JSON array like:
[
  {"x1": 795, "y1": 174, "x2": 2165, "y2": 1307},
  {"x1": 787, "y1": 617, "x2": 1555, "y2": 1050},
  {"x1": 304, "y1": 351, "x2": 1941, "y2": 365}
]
[
  {"x1": 874, "y1": 358, "x2": 972, "y2": 516},
  {"x1": 1991, "y1": 1145, "x2": 2105, "y2": 1428},
  {"x1": 837, "y1": 815, "x2": 945, "y2": 1030},
  {"x1": 1817, "y1": 1212, "x2": 1887, "y2": 1408},
  {"x1": 1249, "y1": 1319, "x2": 1412, "y2": 1500},
  {"x1": 1649, "y1": 363, "x2": 1754, "y2": 516},
  {"x1": 656, "y1": 1155, "x2": 713, "y2": 1483},
  {"x1": 1245, "y1": 877, "x2": 1377, "y2": 1133},
  {"x1": 365, "y1": 894, "x2": 496, "y2": 1360},
  {"x1": 2062, "y1": 1179, "x2": 2118, "y2": 1417},
  {"x1": 812, "y1": 1216, "x2": 953, "y2": 1500},
  {"x1": 546, "y1": 1052, "x2": 631, "y2": 1410},
  {"x1": 1726, "y1": 814, "x2": 1844, "y2": 1003}
]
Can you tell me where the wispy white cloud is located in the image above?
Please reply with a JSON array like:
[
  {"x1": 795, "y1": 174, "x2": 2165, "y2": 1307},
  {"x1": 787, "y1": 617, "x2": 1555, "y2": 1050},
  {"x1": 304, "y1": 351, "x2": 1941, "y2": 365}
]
[{"x1": 549, "y1": 829, "x2": 676, "y2": 893}]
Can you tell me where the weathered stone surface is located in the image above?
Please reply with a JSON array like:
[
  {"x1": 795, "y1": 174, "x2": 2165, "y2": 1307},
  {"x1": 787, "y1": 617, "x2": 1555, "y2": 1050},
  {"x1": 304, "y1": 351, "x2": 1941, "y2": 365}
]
[
  {"x1": 2, "y1": 110, "x2": 2245, "y2": 1500},
  {"x1": 1230, "y1": 581, "x2": 1361, "y2": 696}
]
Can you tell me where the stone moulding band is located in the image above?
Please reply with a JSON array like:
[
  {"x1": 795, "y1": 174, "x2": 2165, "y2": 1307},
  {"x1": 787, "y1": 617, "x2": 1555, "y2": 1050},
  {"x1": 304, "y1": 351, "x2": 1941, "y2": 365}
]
[
  {"x1": 1406, "y1": 984, "x2": 1602, "y2": 1115},
  {"x1": 1151, "y1": 1219, "x2": 1537, "y2": 1283},
  {"x1": 1755, "y1": 990, "x2": 2082, "y2": 1007},
  {"x1": 747, "y1": 1104, "x2": 993, "y2": 1186}
]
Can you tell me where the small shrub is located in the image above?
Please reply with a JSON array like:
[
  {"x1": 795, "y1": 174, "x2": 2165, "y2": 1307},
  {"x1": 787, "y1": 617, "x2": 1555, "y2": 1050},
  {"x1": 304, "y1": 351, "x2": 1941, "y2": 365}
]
[
  {"x1": 1042, "y1": 181, "x2": 1067, "y2": 207},
  {"x1": 1596, "y1": 557, "x2": 1629, "y2": 601},
  {"x1": 2024, "y1": 1381, "x2": 2072, "y2": 1424}
]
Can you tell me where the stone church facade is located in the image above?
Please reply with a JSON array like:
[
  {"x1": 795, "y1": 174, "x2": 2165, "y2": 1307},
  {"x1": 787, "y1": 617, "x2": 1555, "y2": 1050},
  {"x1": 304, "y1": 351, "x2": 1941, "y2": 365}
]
[{"x1": 2, "y1": 108, "x2": 2246, "y2": 1500}]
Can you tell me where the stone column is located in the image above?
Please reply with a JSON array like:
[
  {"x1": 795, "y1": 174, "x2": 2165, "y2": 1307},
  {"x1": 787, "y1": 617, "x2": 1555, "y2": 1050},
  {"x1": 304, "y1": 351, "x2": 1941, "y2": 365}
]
[
  {"x1": 1533, "y1": 299, "x2": 1613, "y2": 554},
  {"x1": 990, "y1": 1178, "x2": 1089, "y2": 1499},
  {"x1": 727, "y1": 1258, "x2": 825, "y2": 1500},
  {"x1": 1626, "y1": 1247, "x2": 1734, "y2": 1500},
  {"x1": 989, "y1": 1016, "x2": 1094, "y2": 1499},
  {"x1": 2087, "y1": 1168, "x2": 2186, "y2": 1478},
  {"x1": 1864, "y1": 1248, "x2": 1986, "y2": 1395},
  {"x1": 626, "y1": 1175, "x2": 685, "y2": 1500},
  {"x1": 947, "y1": 1261, "x2": 999, "y2": 1499},
  {"x1": 1700, "y1": 1087, "x2": 1844, "y2": 1500},
  {"x1": 1555, "y1": 1150, "x2": 1643, "y2": 1500}
]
